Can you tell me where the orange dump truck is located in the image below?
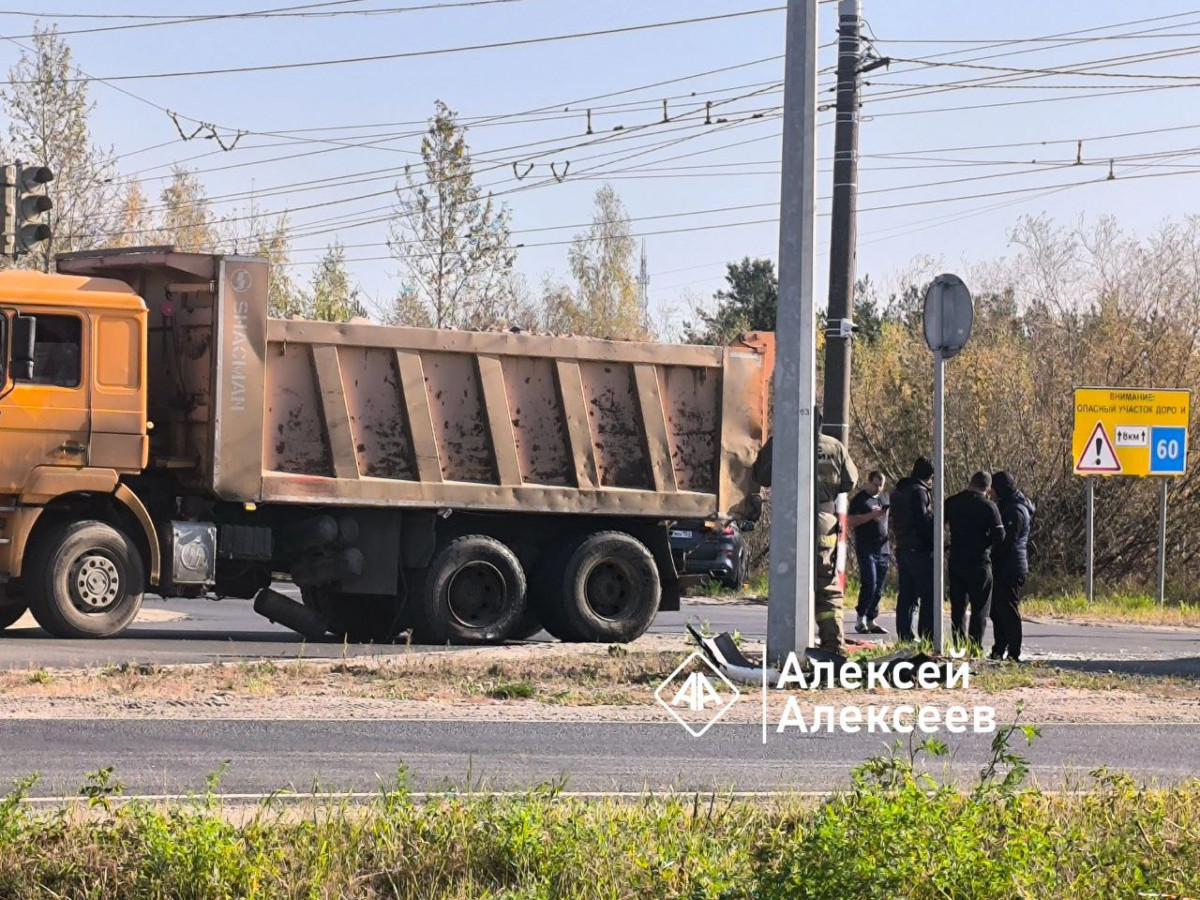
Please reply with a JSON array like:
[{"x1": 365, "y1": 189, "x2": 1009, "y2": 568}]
[{"x1": 0, "y1": 247, "x2": 773, "y2": 643}]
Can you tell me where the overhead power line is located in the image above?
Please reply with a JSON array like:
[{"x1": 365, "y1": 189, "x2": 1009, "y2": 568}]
[
  {"x1": 0, "y1": 0, "x2": 525, "y2": 39},
  {"x1": 0, "y1": 0, "x2": 369, "y2": 17},
  {"x1": 23, "y1": 8, "x2": 787, "y2": 83}
]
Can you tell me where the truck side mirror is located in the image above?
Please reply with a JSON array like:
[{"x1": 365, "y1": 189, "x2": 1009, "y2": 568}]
[{"x1": 11, "y1": 315, "x2": 36, "y2": 381}]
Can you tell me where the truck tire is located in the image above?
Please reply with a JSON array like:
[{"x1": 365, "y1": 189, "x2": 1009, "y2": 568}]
[
  {"x1": 532, "y1": 531, "x2": 660, "y2": 643},
  {"x1": 26, "y1": 521, "x2": 144, "y2": 639},
  {"x1": 300, "y1": 587, "x2": 404, "y2": 644},
  {"x1": 0, "y1": 584, "x2": 26, "y2": 632},
  {"x1": 411, "y1": 535, "x2": 526, "y2": 645}
]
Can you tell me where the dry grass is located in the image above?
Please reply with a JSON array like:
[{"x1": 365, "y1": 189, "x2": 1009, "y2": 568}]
[
  {"x1": 1, "y1": 640, "x2": 1197, "y2": 720},
  {"x1": 0, "y1": 645, "x2": 684, "y2": 707}
]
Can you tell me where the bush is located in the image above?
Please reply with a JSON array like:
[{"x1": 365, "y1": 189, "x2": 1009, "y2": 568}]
[{"x1": 0, "y1": 726, "x2": 1196, "y2": 898}]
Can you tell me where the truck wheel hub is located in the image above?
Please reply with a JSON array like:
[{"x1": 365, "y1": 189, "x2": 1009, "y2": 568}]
[
  {"x1": 585, "y1": 561, "x2": 636, "y2": 621},
  {"x1": 446, "y1": 562, "x2": 505, "y2": 628},
  {"x1": 73, "y1": 555, "x2": 121, "y2": 610}
]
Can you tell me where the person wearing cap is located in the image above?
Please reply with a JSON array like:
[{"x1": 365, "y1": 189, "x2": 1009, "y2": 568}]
[{"x1": 990, "y1": 470, "x2": 1036, "y2": 662}]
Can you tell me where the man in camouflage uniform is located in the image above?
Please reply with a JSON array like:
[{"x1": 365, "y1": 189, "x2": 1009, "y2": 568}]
[
  {"x1": 751, "y1": 408, "x2": 859, "y2": 653},
  {"x1": 814, "y1": 408, "x2": 858, "y2": 654}
]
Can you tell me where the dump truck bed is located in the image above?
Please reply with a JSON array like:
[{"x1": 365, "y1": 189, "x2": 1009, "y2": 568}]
[{"x1": 56, "y1": 249, "x2": 772, "y2": 522}]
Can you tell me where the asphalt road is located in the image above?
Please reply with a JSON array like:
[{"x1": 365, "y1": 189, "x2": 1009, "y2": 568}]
[
  {"x1": 4, "y1": 720, "x2": 1197, "y2": 798},
  {"x1": 0, "y1": 587, "x2": 1195, "y2": 671}
]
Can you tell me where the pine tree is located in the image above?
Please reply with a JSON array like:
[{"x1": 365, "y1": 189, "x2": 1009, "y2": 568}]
[
  {"x1": 388, "y1": 101, "x2": 517, "y2": 329},
  {"x1": 1, "y1": 25, "x2": 119, "y2": 269},
  {"x1": 566, "y1": 184, "x2": 649, "y2": 340},
  {"x1": 684, "y1": 257, "x2": 778, "y2": 345},
  {"x1": 308, "y1": 240, "x2": 365, "y2": 322}
]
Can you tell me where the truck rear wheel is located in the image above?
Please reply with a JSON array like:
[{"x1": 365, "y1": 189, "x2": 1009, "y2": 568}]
[
  {"x1": 26, "y1": 521, "x2": 144, "y2": 639},
  {"x1": 411, "y1": 535, "x2": 526, "y2": 645},
  {"x1": 532, "y1": 531, "x2": 660, "y2": 643}
]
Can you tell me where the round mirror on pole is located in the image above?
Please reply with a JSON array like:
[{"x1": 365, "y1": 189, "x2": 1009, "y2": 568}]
[
  {"x1": 923, "y1": 273, "x2": 974, "y2": 359},
  {"x1": 922, "y1": 273, "x2": 973, "y2": 656}
]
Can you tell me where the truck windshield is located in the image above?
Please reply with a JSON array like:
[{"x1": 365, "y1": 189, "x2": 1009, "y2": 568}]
[{"x1": 0, "y1": 313, "x2": 6, "y2": 384}]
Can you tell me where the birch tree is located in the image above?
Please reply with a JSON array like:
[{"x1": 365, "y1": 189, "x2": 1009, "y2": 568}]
[
  {"x1": 388, "y1": 101, "x2": 516, "y2": 329},
  {"x1": 156, "y1": 166, "x2": 217, "y2": 252},
  {"x1": 1, "y1": 25, "x2": 119, "y2": 269},
  {"x1": 566, "y1": 184, "x2": 649, "y2": 340}
]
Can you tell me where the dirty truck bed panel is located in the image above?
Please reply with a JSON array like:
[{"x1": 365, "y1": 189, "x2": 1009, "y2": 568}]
[{"x1": 56, "y1": 250, "x2": 772, "y2": 521}]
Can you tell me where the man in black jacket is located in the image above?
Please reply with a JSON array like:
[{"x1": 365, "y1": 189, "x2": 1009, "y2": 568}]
[
  {"x1": 889, "y1": 457, "x2": 935, "y2": 643},
  {"x1": 990, "y1": 471, "x2": 1035, "y2": 661},
  {"x1": 945, "y1": 471, "x2": 1005, "y2": 651}
]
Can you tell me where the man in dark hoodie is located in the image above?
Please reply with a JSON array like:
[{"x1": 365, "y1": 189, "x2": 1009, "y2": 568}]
[
  {"x1": 945, "y1": 471, "x2": 1005, "y2": 650},
  {"x1": 888, "y1": 457, "x2": 936, "y2": 643},
  {"x1": 990, "y1": 471, "x2": 1035, "y2": 661}
]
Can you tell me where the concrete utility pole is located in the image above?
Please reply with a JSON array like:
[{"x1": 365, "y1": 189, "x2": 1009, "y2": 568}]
[
  {"x1": 821, "y1": 0, "x2": 862, "y2": 447},
  {"x1": 767, "y1": 0, "x2": 820, "y2": 665}
]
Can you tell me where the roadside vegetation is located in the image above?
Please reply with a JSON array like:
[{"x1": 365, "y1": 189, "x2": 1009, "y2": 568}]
[
  {"x1": 2, "y1": 643, "x2": 1196, "y2": 714},
  {"x1": 0, "y1": 726, "x2": 1196, "y2": 898},
  {"x1": 694, "y1": 572, "x2": 1200, "y2": 627},
  {"x1": 0, "y1": 647, "x2": 681, "y2": 707}
]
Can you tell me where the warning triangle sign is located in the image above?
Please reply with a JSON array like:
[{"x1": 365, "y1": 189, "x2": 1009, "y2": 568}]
[{"x1": 1077, "y1": 422, "x2": 1122, "y2": 473}]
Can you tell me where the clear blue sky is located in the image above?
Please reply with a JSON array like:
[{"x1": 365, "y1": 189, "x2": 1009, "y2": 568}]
[{"x1": 4, "y1": 0, "x2": 1200, "y2": 327}]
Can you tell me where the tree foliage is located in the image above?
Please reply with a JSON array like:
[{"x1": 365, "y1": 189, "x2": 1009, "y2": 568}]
[
  {"x1": 388, "y1": 101, "x2": 517, "y2": 329},
  {"x1": 156, "y1": 166, "x2": 217, "y2": 252},
  {"x1": 555, "y1": 184, "x2": 649, "y2": 340},
  {"x1": 1, "y1": 25, "x2": 118, "y2": 269},
  {"x1": 307, "y1": 240, "x2": 365, "y2": 322},
  {"x1": 685, "y1": 257, "x2": 777, "y2": 345},
  {"x1": 848, "y1": 215, "x2": 1200, "y2": 587},
  {"x1": 111, "y1": 179, "x2": 151, "y2": 249}
]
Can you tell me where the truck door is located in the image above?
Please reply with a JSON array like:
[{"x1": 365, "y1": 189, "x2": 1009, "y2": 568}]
[{"x1": 0, "y1": 309, "x2": 90, "y2": 495}]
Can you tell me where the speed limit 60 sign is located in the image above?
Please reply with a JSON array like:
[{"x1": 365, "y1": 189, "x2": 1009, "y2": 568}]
[{"x1": 1073, "y1": 388, "x2": 1190, "y2": 477}]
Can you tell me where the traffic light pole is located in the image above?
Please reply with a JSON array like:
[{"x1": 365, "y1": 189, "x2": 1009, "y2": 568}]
[{"x1": 767, "y1": 0, "x2": 820, "y2": 666}]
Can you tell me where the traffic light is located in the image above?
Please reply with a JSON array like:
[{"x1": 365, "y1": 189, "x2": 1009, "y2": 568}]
[
  {"x1": 15, "y1": 163, "x2": 53, "y2": 255},
  {"x1": 1, "y1": 165, "x2": 16, "y2": 259}
]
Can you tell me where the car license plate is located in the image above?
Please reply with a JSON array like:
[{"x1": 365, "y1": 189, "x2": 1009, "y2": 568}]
[{"x1": 670, "y1": 530, "x2": 693, "y2": 539}]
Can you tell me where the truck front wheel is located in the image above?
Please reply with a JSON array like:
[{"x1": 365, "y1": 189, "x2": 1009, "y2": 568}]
[
  {"x1": 26, "y1": 521, "x2": 145, "y2": 639},
  {"x1": 411, "y1": 535, "x2": 526, "y2": 645},
  {"x1": 532, "y1": 531, "x2": 660, "y2": 643}
]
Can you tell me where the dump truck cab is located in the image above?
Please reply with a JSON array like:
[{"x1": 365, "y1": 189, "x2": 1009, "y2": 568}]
[{"x1": 0, "y1": 268, "x2": 161, "y2": 634}]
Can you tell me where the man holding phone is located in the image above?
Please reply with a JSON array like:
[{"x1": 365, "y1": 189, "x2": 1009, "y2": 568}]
[{"x1": 848, "y1": 470, "x2": 890, "y2": 635}]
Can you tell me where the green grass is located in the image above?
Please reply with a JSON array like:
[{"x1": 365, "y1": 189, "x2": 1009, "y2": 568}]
[
  {"x1": 0, "y1": 727, "x2": 1197, "y2": 899},
  {"x1": 1021, "y1": 589, "x2": 1200, "y2": 626},
  {"x1": 699, "y1": 567, "x2": 1200, "y2": 627},
  {"x1": 486, "y1": 681, "x2": 536, "y2": 700}
]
